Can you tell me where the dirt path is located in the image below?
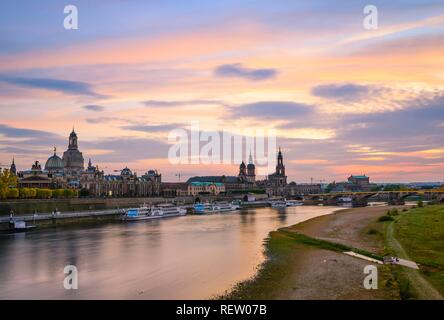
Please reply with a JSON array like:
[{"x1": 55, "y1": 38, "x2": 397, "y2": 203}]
[{"x1": 386, "y1": 221, "x2": 443, "y2": 300}]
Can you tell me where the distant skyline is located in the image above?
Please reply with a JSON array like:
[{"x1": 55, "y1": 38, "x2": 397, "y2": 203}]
[{"x1": 1, "y1": 1, "x2": 444, "y2": 183}]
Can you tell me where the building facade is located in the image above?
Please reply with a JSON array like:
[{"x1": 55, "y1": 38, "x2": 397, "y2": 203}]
[
  {"x1": 13, "y1": 128, "x2": 162, "y2": 197},
  {"x1": 329, "y1": 174, "x2": 377, "y2": 192},
  {"x1": 161, "y1": 182, "x2": 189, "y2": 198},
  {"x1": 81, "y1": 164, "x2": 162, "y2": 197},
  {"x1": 285, "y1": 182, "x2": 322, "y2": 195},
  {"x1": 187, "y1": 181, "x2": 226, "y2": 196},
  {"x1": 187, "y1": 154, "x2": 258, "y2": 194},
  {"x1": 18, "y1": 161, "x2": 64, "y2": 189}
]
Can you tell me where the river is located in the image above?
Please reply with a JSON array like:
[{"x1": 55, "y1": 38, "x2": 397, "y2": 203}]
[{"x1": 0, "y1": 206, "x2": 338, "y2": 299}]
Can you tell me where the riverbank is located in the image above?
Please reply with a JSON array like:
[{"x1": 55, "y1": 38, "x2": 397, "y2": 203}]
[
  {"x1": 385, "y1": 205, "x2": 444, "y2": 299},
  {"x1": 0, "y1": 197, "x2": 186, "y2": 216},
  {"x1": 219, "y1": 204, "x2": 444, "y2": 300}
]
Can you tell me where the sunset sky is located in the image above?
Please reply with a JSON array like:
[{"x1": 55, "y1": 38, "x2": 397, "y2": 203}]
[{"x1": 1, "y1": 0, "x2": 444, "y2": 183}]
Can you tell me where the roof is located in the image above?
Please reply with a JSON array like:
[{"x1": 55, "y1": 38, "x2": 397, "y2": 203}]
[
  {"x1": 187, "y1": 176, "x2": 239, "y2": 184},
  {"x1": 104, "y1": 175, "x2": 123, "y2": 181},
  {"x1": 190, "y1": 181, "x2": 224, "y2": 187},
  {"x1": 121, "y1": 167, "x2": 132, "y2": 175},
  {"x1": 20, "y1": 176, "x2": 51, "y2": 181},
  {"x1": 45, "y1": 154, "x2": 64, "y2": 170},
  {"x1": 350, "y1": 175, "x2": 368, "y2": 179}
]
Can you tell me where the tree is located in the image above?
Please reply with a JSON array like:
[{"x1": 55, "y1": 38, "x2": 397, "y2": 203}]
[
  {"x1": 28, "y1": 188, "x2": 37, "y2": 198},
  {"x1": 0, "y1": 169, "x2": 18, "y2": 199},
  {"x1": 36, "y1": 188, "x2": 52, "y2": 199},
  {"x1": 52, "y1": 189, "x2": 64, "y2": 198},
  {"x1": 324, "y1": 183, "x2": 334, "y2": 193},
  {"x1": 19, "y1": 187, "x2": 37, "y2": 199},
  {"x1": 7, "y1": 188, "x2": 19, "y2": 199},
  {"x1": 79, "y1": 188, "x2": 90, "y2": 197}
]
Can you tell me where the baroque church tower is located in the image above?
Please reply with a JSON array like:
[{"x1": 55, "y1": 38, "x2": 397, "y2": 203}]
[
  {"x1": 276, "y1": 147, "x2": 285, "y2": 176},
  {"x1": 62, "y1": 128, "x2": 84, "y2": 178},
  {"x1": 266, "y1": 146, "x2": 287, "y2": 196},
  {"x1": 238, "y1": 160, "x2": 247, "y2": 182},
  {"x1": 246, "y1": 150, "x2": 256, "y2": 183},
  {"x1": 10, "y1": 157, "x2": 16, "y2": 175}
]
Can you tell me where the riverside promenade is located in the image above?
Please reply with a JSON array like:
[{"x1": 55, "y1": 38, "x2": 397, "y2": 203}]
[
  {"x1": 0, "y1": 208, "x2": 124, "y2": 223},
  {"x1": 0, "y1": 208, "x2": 124, "y2": 230}
]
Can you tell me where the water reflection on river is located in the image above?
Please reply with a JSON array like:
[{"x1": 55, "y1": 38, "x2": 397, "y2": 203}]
[{"x1": 0, "y1": 206, "x2": 338, "y2": 299}]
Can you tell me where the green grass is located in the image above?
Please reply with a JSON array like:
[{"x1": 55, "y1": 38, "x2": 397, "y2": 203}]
[
  {"x1": 393, "y1": 205, "x2": 444, "y2": 296},
  {"x1": 279, "y1": 230, "x2": 383, "y2": 261}
]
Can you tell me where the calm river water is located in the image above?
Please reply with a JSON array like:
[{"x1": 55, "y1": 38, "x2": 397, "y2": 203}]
[{"x1": 0, "y1": 206, "x2": 338, "y2": 299}]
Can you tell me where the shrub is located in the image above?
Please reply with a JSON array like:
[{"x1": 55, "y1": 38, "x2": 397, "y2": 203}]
[
  {"x1": 378, "y1": 215, "x2": 394, "y2": 222},
  {"x1": 399, "y1": 279, "x2": 413, "y2": 300},
  {"x1": 367, "y1": 228, "x2": 379, "y2": 235},
  {"x1": 417, "y1": 200, "x2": 424, "y2": 207}
]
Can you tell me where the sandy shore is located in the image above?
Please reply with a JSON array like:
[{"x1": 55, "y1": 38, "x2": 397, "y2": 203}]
[
  {"x1": 278, "y1": 206, "x2": 403, "y2": 299},
  {"x1": 222, "y1": 205, "x2": 405, "y2": 300}
]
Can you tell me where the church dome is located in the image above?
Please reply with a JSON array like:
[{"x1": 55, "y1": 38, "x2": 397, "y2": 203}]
[
  {"x1": 45, "y1": 148, "x2": 64, "y2": 171},
  {"x1": 121, "y1": 167, "x2": 132, "y2": 176},
  {"x1": 247, "y1": 163, "x2": 255, "y2": 169}
]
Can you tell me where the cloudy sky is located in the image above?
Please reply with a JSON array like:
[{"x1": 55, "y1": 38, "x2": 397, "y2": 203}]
[{"x1": 1, "y1": 0, "x2": 444, "y2": 183}]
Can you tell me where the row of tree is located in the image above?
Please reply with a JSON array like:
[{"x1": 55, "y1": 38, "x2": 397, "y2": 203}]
[
  {"x1": 0, "y1": 168, "x2": 78, "y2": 199},
  {"x1": 7, "y1": 188, "x2": 78, "y2": 199}
]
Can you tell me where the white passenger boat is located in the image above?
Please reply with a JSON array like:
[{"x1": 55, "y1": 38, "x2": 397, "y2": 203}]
[
  {"x1": 338, "y1": 196, "x2": 353, "y2": 202},
  {"x1": 213, "y1": 201, "x2": 240, "y2": 212},
  {"x1": 337, "y1": 197, "x2": 353, "y2": 207},
  {"x1": 194, "y1": 202, "x2": 240, "y2": 214},
  {"x1": 269, "y1": 200, "x2": 287, "y2": 208},
  {"x1": 122, "y1": 204, "x2": 186, "y2": 221},
  {"x1": 285, "y1": 200, "x2": 304, "y2": 207}
]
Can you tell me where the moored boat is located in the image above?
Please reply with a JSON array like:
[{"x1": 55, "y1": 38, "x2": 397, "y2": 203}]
[
  {"x1": 193, "y1": 202, "x2": 240, "y2": 214},
  {"x1": 122, "y1": 204, "x2": 186, "y2": 221},
  {"x1": 269, "y1": 200, "x2": 287, "y2": 208},
  {"x1": 7, "y1": 220, "x2": 36, "y2": 233},
  {"x1": 337, "y1": 197, "x2": 353, "y2": 207},
  {"x1": 285, "y1": 200, "x2": 303, "y2": 206}
]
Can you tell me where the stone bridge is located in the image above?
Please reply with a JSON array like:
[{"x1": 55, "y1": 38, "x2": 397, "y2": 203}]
[{"x1": 302, "y1": 190, "x2": 444, "y2": 206}]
